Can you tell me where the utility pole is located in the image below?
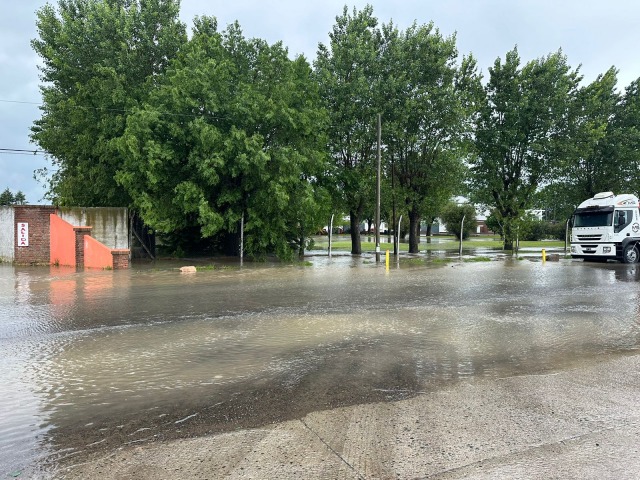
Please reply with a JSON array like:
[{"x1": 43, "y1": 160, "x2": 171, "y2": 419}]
[{"x1": 376, "y1": 113, "x2": 381, "y2": 263}]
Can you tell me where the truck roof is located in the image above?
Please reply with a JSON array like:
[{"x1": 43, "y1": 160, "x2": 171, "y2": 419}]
[{"x1": 577, "y1": 192, "x2": 639, "y2": 210}]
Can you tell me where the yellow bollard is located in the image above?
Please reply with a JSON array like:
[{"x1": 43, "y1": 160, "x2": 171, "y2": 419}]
[
  {"x1": 386, "y1": 250, "x2": 389, "y2": 270},
  {"x1": 542, "y1": 248, "x2": 546, "y2": 262}
]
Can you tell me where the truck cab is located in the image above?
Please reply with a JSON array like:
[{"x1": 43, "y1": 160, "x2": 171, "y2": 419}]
[{"x1": 570, "y1": 192, "x2": 640, "y2": 263}]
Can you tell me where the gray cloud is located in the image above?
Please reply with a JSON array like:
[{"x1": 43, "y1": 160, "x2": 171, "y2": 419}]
[{"x1": 0, "y1": 4, "x2": 47, "y2": 203}]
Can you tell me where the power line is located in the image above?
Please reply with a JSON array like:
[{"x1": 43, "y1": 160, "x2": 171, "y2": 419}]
[
  {"x1": 0, "y1": 99, "x2": 41, "y2": 106},
  {"x1": 0, "y1": 148, "x2": 46, "y2": 156}
]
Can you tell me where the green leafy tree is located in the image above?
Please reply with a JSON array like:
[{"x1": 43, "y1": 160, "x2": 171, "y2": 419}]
[
  {"x1": 378, "y1": 22, "x2": 480, "y2": 253},
  {"x1": 440, "y1": 202, "x2": 477, "y2": 240},
  {"x1": 568, "y1": 68, "x2": 622, "y2": 199},
  {"x1": 0, "y1": 188, "x2": 27, "y2": 205},
  {"x1": 0, "y1": 188, "x2": 15, "y2": 206},
  {"x1": 118, "y1": 18, "x2": 330, "y2": 259},
  {"x1": 612, "y1": 78, "x2": 640, "y2": 196},
  {"x1": 315, "y1": 8, "x2": 479, "y2": 255},
  {"x1": 13, "y1": 191, "x2": 27, "y2": 205},
  {"x1": 470, "y1": 48, "x2": 579, "y2": 250},
  {"x1": 485, "y1": 209, "x2": 537, "y2": 243},
  {"x1": 31, "y1": 0, "x2": 187, "y2": 206},
  {"x1": 534, "y1": 183, "x2": 576, "y2": 222},
  {"x1": 485, "y1": 209, "x2": 503, "y2": 238},
  {"x1": 314, "y1": 6, "x2": 381, "y2": 255},
  {"x1": 537, "y1": 70, "x2": 639, "y2": 221},
  {"x1": 547, "y1": 67, "x2": 622, "y2": 210}
]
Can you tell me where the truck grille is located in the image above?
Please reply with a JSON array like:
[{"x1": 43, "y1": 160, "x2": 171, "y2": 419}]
[{"x1": 577, "y1": 234, "x2": 602, "y2": 241}]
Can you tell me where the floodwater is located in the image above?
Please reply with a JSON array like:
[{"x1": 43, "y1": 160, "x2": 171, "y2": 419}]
[{"x1": 1, "y1": 256, "x2": 639, "y2": 477}]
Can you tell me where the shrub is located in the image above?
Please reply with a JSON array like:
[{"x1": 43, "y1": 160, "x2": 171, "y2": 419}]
[
  {"x1": 520, "y1": 218, "x2": 567, "y2": 241},
  {"x1": 440, "y1": 203, "x2": 477, "y2": 240},
  {"x1": 546, "y1": 221, "x2": 568, "y2": 240}
]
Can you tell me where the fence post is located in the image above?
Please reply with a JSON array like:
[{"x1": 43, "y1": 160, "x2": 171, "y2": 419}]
[
  {"x1": 396, "y1": 215, "x2": 403, "y2": 260},
  {"x1": 328, "y1": 214, "x2": 334, "y2": 258},
  {"x1": 459, "y1": 215, "x2": 465, "y2": 257}
]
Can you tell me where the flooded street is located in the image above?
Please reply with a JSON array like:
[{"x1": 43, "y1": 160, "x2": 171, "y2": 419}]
[{"x1": 1, "y1": 257, "x2": 639, "y2": 477}]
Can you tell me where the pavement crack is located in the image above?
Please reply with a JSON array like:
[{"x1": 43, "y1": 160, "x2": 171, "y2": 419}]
[
  {"x1": 299, "y1": 418, "x2": 366, "y2": 480},
  {"x1": 423, "y1": 425, "x2": 625, "y2": 479}
]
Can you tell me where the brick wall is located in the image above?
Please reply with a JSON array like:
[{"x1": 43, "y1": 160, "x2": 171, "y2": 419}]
[
  {"x1": 14, "y1": 206, "x2": 56, "y2": 265},
  {"x1": 112, "y1": 250, "x2": 130, "y2": 269},
  {"x1": 10, "y1": 206, "x2": 131, "y2": 268},
  {"x1": 74, "y1": 227, "x2": 92, "y2": 268}
]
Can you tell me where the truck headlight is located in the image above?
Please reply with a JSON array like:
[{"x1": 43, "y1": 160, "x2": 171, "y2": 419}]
[
  {"x1": 571, "y1": 246, "x2": 577, "y2": 253},
  {"x1": 603, "y1": 246, "x2": 611, "y2": 253}
]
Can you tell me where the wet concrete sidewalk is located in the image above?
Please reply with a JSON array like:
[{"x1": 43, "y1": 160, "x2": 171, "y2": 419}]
[{"x1": 63, "y1": 353, "x2": 640, "y2": 480}]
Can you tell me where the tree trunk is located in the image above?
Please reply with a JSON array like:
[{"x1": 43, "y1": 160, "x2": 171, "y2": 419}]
[
  {"x1": 408, "y1": 207, "x2": 421, "y2": 254},
  {"x1": 350, "y1": 212, "x2": 362, "y2": 255},
  {"x1": 298, "y1": 223, "x2": 305, "y2": 258},
  {"x1": 503, "y1": 220, "x2": 514, "y2": 251}
]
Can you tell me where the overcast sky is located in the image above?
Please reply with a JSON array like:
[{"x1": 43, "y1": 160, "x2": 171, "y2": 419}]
[{"x1": 2, "y1": 0, "x2": 640, "y2": 204}]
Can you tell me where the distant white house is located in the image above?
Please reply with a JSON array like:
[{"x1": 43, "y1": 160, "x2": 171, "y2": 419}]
[{"x1": 529, "y1": 209, "x2": 544, "y2": 220}]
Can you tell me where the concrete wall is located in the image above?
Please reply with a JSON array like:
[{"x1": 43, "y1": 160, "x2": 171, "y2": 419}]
[
  {"x1": 0, "y1": 207, "x2": 15, "y2": 262},
  {"x1": 50, "y1": 213, "x2": 78, "y2": 267},
  {"x1": 57, "y1": 207, "x2": 129, "y2": 250},
  {"x1": 50, "y1": 214, "x2": 129, "y2": 269},
  {"x1": 84, "y1": 235, "x2": 115, "y2": 269}
]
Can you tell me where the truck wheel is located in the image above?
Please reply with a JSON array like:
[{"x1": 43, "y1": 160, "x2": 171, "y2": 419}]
[{"x1": 622, "y1": 244, "x2": 639, "y2": 264}]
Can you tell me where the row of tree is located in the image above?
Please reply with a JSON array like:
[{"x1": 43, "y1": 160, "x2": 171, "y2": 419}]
[
  {"x1": 31, "y1": 1, "x2": 640, "y2": 257},
  {"x1": 0, "y1": 188, "x2": 27, "y2": 206}
]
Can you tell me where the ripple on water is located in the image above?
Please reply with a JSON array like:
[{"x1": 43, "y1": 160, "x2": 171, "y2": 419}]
[{"x1": 1, "y1": 260, "x2": 640, "y2": 473}]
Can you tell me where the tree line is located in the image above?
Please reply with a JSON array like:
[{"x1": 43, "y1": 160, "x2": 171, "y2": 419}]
[
  {"x1": 31, "y1": 1, "x2": 640, "y2": 257},
  {"x1": 0, "y1": 188, "x2": 26, "y2": 206}
]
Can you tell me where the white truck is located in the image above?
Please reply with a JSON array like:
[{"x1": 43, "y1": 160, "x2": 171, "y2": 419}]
[{"x1": 570, "y1": 192, "x2": 640, "y2": 263}]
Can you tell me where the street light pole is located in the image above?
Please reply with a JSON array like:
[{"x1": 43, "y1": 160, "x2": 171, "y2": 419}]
[{"x1": 376, "y1": 113, "x2": 381, "y2": 263}]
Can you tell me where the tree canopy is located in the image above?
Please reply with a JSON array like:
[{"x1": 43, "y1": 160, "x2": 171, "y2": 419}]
[
  {"x1": 470, "y1": 48, "x2": 580, "y2": 249},
  {"x1": 314, "y1": 6, "x2": 381, "y2": 254},
  {"x1": 378, "y1": 20, "x2": 480, "y2": 252},
  {"x1": 440, "y1": 202, "x2": 477, "y2": 240},
  {"x1": 0, "y1": 188, "x2": 27, "y2": 206},
  {"x1": 30, "y1": 2, "x2": 640, "y2": 258},
  {"x1": 315, "y1": 7, "x2": 480, "y2": 253},
  {"x1": 118, "y1": 19, "x2": 330, "y2": 258},
  {"x1": 31, "y1": 0, "x2": 187, "y2": 206},
  {"x1": 537, "y1": 69, "x2": 640, "y2": 220}
]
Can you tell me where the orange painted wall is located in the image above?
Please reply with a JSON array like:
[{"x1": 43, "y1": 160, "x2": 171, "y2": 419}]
[
  {"x1": 50, "y1": 214, "x2": 77, "y2": 267},
  {"x1": 84, "y1": 235, "x2": 114, "y2": 269}
]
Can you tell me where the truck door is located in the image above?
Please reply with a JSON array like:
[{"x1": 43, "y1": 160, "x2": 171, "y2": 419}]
[{"x1": 614, "y1": 210, "x2": 633, "y2": 233}]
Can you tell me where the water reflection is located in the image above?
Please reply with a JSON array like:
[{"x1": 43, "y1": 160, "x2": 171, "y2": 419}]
[{"x1": 0, "y1": 259, "x2": 639, "y2": 476}]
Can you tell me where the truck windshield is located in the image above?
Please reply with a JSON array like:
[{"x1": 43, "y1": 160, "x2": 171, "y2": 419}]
[{"x1": 573, "y1": 211, "x2": 613, "y2": 227}]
